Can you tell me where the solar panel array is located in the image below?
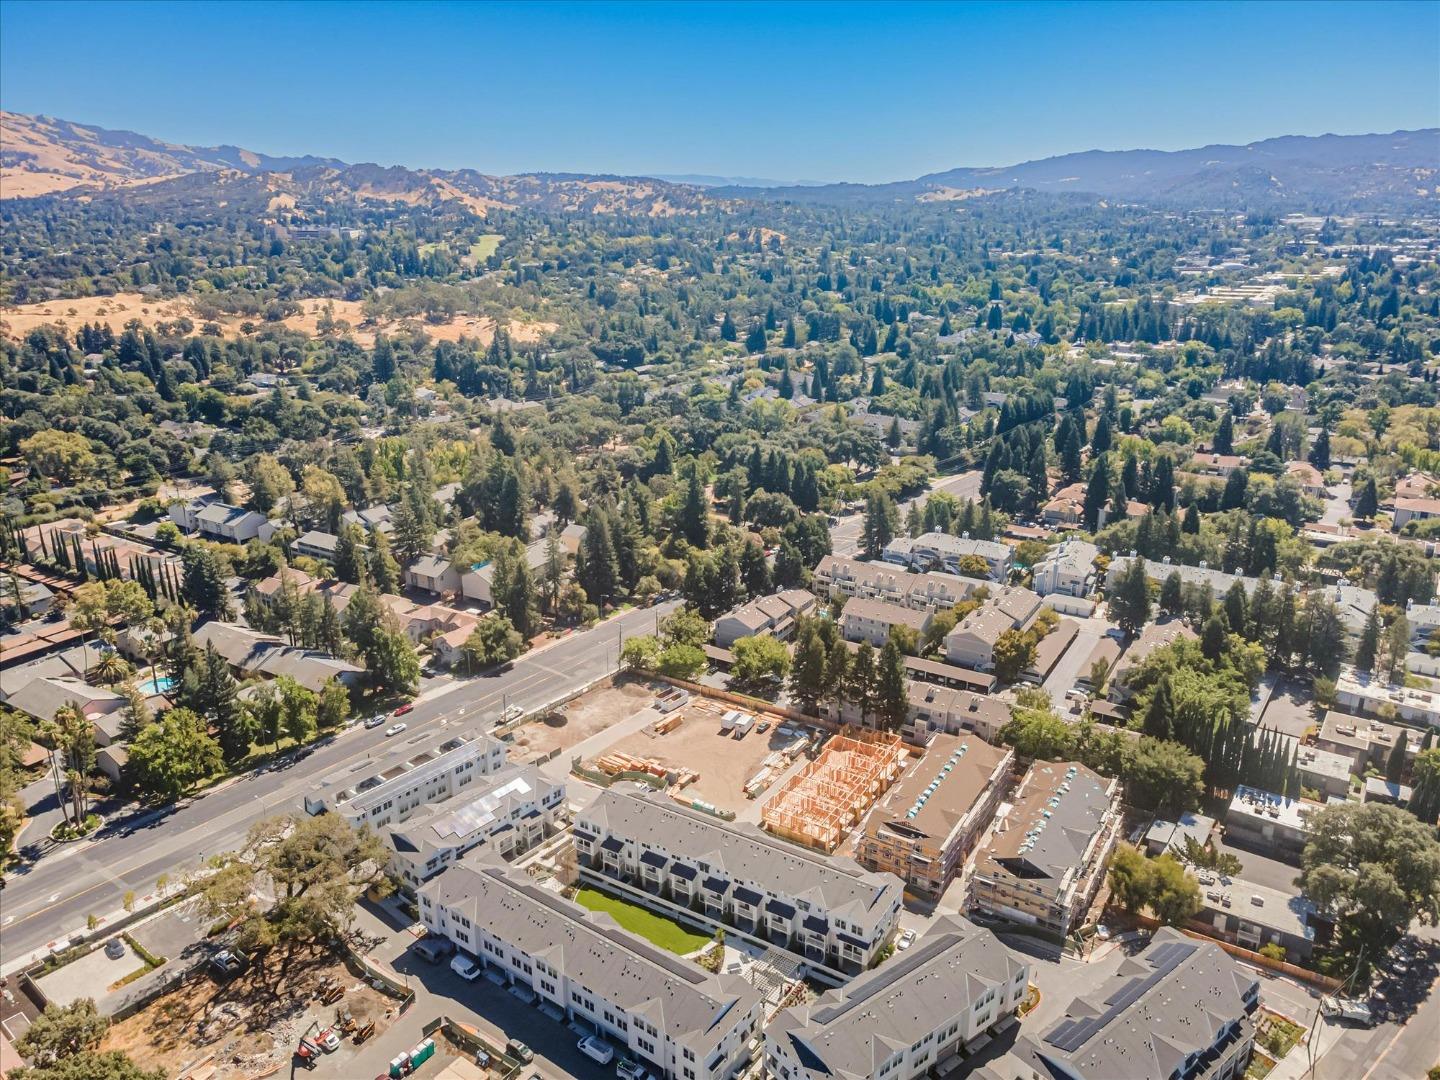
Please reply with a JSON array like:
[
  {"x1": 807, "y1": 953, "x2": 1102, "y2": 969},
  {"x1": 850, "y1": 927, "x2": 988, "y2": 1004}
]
[{"x1": 1043, "y1": 940, "x2": 1197, "y2": 1053}]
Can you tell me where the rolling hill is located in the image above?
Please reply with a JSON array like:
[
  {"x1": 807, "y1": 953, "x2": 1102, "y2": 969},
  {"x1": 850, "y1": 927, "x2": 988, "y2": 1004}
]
[
  {"x1": 725, "y1": 129, "x2": 1440, "y2": 210},
  {"x1": 4, "y1": 110, "x2": 1435, "y2": 213}
]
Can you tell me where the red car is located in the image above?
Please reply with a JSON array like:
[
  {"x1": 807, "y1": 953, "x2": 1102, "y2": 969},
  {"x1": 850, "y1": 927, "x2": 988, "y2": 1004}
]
[{"x1": 393, "y1": 703, "x2": 414, "y2": 716}]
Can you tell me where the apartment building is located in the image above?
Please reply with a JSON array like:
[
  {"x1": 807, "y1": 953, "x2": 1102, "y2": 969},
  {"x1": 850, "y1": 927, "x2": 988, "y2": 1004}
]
[
  {"x1": 420, "y1": 853, "x2": 763, "y2": 1080},
  {"x1": 999, "y1": 929, "x2": 1259, "y2": 1080},
  {"x1": 1197, "y1": 876, "x2": 1320, "y2": 963},
  {"x1": 1334, "y1": 668, "x2": 1440, "y2": 728},
  {"x1": 169, "y1": 498, "x2": 273, "y2": 544},
  {"x1": 303, "y1": 723, "x2": 507, "y2": 828},
  {"x1": 572, "y1": 788, "x2": 903, "y2": 982},
  {"x1": 766, "y1": 915, "x2": 1030, "y2": 1080},
  {"x1": 811, "y1": 555, "x2": 983, "y2": 612},
  {"x1": 1224, "y1": 785, "x2": 1316, "y2": 862},
  {"x1": 943, "y1": 586, "x2": 1043, "y2": 672},
  {"x1": 191, "y1": 621, "x2": 364, "y2": 692},
  {"x1": 883, "y1": 531, "x2": 1012, "y2": 581},
  {"x1": 1315, "y1": 710, "x2": 1420, "y2": 774},
  {"x1": 856, "y1": 735, "x2": 1013, "y2": 898},
  {"x1": 385, "y1": 763, "x2": 564, "y2": 888},
  {"x1": 1105, "y1": 554, "x2": 1265, "y2": 599},
  {"x1": 712, "y1": 589, "x2": 816, "y2": 649},
  {"x1": 1030, "y1": 540, "x2": 1099, "y2": 598},
  {"x1": 1294, "y1": 744, "x2": 1354, "y2": 801},
  {"x1": 969, "y1": 761, "x2": 1121, "y2": 936},
  {"x1": 904, "y1": 683, "x2": 1011, "y2": 742},
  {"x1": 839, "y1": 597, "x2": 932, "y2": 648}
]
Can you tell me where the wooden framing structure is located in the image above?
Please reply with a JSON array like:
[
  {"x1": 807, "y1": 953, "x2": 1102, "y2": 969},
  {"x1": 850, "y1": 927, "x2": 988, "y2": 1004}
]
[{"x1": 761, "y1": 726, "x2": 908, "y2": 851}]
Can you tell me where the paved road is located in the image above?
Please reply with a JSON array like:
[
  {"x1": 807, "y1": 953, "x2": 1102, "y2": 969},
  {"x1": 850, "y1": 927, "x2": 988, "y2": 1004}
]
[
  {"x1": 1040, "y1": 613, "x2": 1112, "y2": 711},
  {"x1": 0, "y1": 602, "x2": 677, "y2": 968},
  {"x1": 831, "y1": 470, "x2": 983, "y2": 557}
]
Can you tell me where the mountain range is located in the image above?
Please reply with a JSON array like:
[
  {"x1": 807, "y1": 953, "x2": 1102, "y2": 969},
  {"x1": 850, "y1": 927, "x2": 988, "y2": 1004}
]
[{"x1": 2, "y1": 110, "x2": 1435, "y2": 214}]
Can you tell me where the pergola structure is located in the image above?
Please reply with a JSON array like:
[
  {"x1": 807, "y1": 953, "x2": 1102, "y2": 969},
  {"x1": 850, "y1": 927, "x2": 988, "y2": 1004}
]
[{"x1": 761, "y1": 726, "x2": 908, "y2": 852}]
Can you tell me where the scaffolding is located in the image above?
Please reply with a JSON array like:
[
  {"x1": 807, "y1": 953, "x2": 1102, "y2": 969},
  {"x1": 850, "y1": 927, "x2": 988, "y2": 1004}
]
[{"x1": 761, "y1": 727, "x2": 908, "y2": 852}]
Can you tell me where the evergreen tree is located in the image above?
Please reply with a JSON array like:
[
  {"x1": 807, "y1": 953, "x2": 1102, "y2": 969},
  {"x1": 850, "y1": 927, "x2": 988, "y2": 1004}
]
[
  {"x1": 679, "y1": 465, "x2": 710, "y2": 548},
  {"x1": 1082, "y1": 455, "x2": 1110, "y2": 532},
  {"x1": 874, "y1": 638, "x2": 910, "y2": 731},
  {"x1": 1213, "y1": 412, "x2": 1234, "y2": 455},
  {"x1": 1110, "y1": 559, "x2": 1151, "y2": 637},
  {"x1": 787, "y1": 630, "x2": 828, "y2": 715},
  {"x1": 844, "y1": 642, "x2": 876, "y2": 723},
  {"x1": 861, "y1": 491, "x2": 899, "y2": 559},
  {"x1": 1355, "y1": 607, "x2": 1381, "y2": 672},
  {"x1": 1386, "y1": 731, "x2": 1409, "y2": 784},
  {"x1": 739, "y1": 541, "x2": 772, "y2": 598},
  {"x1": 1354, "y1": 476, "x2": 1379, "y2": 520}
]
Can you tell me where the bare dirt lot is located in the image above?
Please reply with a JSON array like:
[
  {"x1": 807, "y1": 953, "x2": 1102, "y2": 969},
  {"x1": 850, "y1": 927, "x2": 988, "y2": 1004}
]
[
  {"x1": 506, "y1": 680, "x2": 657, "y2": 763},
  {"x1": 100, "y1": 945, "x2": 400, "y2": 1080},
  {"x1": 608, "y1": 698, "x2": 800, "y2": 814}
]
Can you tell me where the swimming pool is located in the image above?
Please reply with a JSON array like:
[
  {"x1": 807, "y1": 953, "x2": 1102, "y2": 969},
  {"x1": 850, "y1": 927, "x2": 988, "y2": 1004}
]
[{"x1": 136, "y1": 674, "x2": 175, "y2": 696}]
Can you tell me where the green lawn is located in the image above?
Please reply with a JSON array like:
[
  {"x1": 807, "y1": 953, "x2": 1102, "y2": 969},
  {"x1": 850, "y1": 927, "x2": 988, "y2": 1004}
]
[
  {"x1": 574, "y1": 887, "x2": 710, "y2": 954},
  {"x1": 469, "y1": 234, "x2": 503, "y2": 262}
]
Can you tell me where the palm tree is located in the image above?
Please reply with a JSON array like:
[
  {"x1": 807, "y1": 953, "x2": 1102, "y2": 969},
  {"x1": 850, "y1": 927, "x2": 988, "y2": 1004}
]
[
  {"x1": 44, "y1": 705, "x2": 95, "y2": 826},
  {"x1": 90, "y1": 650, "x2": 132, "y2": 687}
]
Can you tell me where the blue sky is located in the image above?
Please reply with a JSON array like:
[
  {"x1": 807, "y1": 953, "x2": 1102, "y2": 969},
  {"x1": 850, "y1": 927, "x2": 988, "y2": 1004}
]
[{"x1": 2, "y1": 0, "x2": 1437, "y2": 183}]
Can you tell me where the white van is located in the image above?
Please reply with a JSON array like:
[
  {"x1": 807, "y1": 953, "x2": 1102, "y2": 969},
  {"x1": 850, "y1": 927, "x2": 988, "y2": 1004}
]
[
  {"x1": 450, "y1": 955, "x2": 482, "y2": 981},
  {"x1": 578, "y1": 1036, "x2": 615, "y2": 1065},
  {"x1": 720, "y1": 709, "x2": 741, "y2": 732}
]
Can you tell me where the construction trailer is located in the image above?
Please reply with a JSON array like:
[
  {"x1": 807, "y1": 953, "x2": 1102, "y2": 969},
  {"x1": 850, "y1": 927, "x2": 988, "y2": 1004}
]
[{"x1": 760, "y1": 726, "x2": 908, "y2": 851}]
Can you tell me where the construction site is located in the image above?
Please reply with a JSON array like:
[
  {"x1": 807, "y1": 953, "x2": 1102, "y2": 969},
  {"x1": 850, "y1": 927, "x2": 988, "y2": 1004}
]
[
  {"x1": 588, "y1": 696, "x2": 815, "y2": 816},
  {"x1": 761, "y1": 727, "x2": 910, "y2": 852}
]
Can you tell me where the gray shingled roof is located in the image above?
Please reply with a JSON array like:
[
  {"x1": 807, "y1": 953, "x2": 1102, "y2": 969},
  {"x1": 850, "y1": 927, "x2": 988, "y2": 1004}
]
[
  {"x1": 1012, "y1": 927, "x2": 1259, "y2": 1080},
  {"x1": 422, "y1": 852, "x2": 760, "y2": 1059},
  {"x1": 769, "y1": 915, "x2": 1027, "y2": 1078},
  {"x1": 582, "y1": 788, "x2": 901, "y2": 922}
]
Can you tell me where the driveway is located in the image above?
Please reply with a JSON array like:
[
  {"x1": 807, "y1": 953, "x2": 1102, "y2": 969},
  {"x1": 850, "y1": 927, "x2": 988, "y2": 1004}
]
[
  {"x1": 1041, "y1": 614, "x2": 1112, "y2": 710},
  {"x1": 1321, "y1": 481, "x2": 1353, "y2": 527}
]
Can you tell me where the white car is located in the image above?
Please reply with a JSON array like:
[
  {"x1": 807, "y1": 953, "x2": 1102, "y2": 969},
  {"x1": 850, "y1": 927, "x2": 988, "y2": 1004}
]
[
  {"x1": 502, "y1": 704, "x2": 524, "y2": 723},
  {"x1": 450, "y1": 955, "x2": 482, "y2": 981},
  {"x1": 363, "y1": 714, "x2": 386, "y2": 729},
  {"x1": 896, "y1": 929, "x2": 917, "y2": 951},
  {"x1": 578, "y1": 1036, "x2": 615, "y2": 1065},
  {"x1": 385, "y1": 722, "x2": 407, "y2": 737}
]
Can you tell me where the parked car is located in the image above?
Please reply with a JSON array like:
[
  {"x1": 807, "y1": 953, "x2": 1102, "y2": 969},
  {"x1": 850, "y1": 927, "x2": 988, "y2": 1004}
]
[
  {"x1": 413, "y1": 936, "x2": 455, "y2": 963},
  {"x1": 450, "y1": 955, "x2": 482, "y2": 981},
  {"x1": 757, "y1": 720, "x2": 771, "y2": 734},
  {"x1": 578, "y1": 1036, "x2": 615, "y2": 1065},
  {"x1": 104, "y1": 938, "x2": 126, "y2": 960},
  {"x1": 385, "y1": 723, "x2": 407, "y2": 737},
  {"x1": 209, "y1": 948, "x2": 249, "y2": 980},
  {"x1": 502, "y1": 704, "x2": 524, "y2": 723},
  {"x1": 393, "y1": 703, "x2": 415, "y2": 716},
  {"x1": 896, "y1": 928, "x2": 917, "y2": 951},
  {"x1": 363, "y1": 714, "x2": 386, "y2": 729},
  {"x1": 617, "y1": 1060, "x2": 655, "y2": 1080},
  {"x1": 506, "y1": 1039, "x2": 534, "y2": 1063}
]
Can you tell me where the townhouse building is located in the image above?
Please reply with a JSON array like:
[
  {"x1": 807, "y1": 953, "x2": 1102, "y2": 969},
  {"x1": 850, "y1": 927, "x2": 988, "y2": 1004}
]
[
  {"x1": 999, "y1": 929, "x2": 1259, "y2": 1080},
  {"x1": 856, "y1": 734, "x2": 1013, "y2": 898},
  {"x1": 766, "y1": 915, "x2": 1031, "y2": 1080},
  {"x1": 572, "y1": 788, "x2": 903, "y2": 982},
  {"x1": 839, "y1": 597, "x2": 933, "y2": 648},
  {"x1": 303, "y1": 723, "x2": 508, "y2": 828},
  {"x1": 385, "y1": 763, "x2": 564, "y2": 889},
  {"x1": 969, "y1": 761, "x2": 1121, "y2": 936},
  {"x1": 883, "y1": 532, "x2": 1012, "y2": 581},
  {"x1": 420, "y1": 853, "x2": 763, "y2": 1080}
]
